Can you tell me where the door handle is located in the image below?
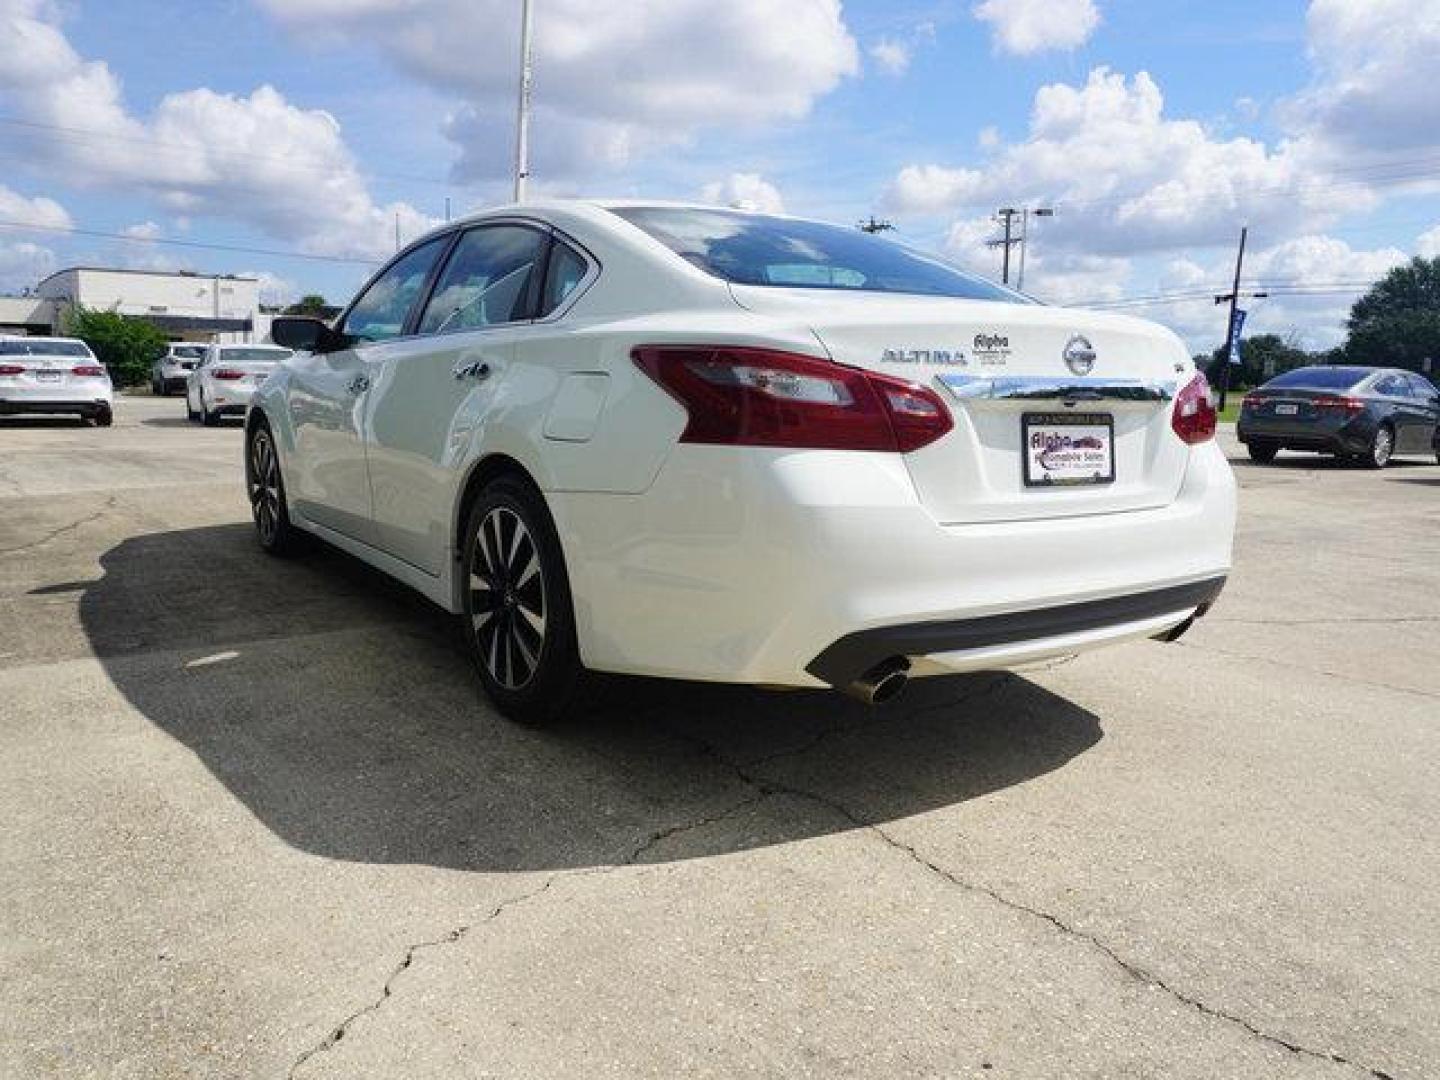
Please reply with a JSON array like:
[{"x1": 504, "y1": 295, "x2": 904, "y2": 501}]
[
  {"x1": 347, "y1": 374, "x2": 370, "y2": 394},
  {"x1": 453, "y1": 359, "x2": 492, "y2": 381}
]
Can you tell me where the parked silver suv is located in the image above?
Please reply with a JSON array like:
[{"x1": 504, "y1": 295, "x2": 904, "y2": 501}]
[{"x1": 151, "y1": 343, "x2": 208, "y2": 396}]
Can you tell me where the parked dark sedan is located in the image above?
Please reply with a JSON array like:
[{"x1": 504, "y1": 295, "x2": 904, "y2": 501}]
[{"x1": 1238, "y1": 366, "x2": 1440, "y2": 468}]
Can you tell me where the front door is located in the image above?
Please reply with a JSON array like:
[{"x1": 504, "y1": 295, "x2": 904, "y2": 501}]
[{"x1": 287, "y1": 234, "x2": 452, "y2": 541}]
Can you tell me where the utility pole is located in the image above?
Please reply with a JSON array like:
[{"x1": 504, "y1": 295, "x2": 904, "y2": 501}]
[
  {"x1": 986, "y1": 208, "x2": 1021, "y2": 284},
  {"x1": 858, "y1": 216, "x2": 895, "y2": 234},
  {"x1": 445, "y1": 196, "x2": 452, "y2": 223},
  {"x1": 1213, "y1": 227, "x2": 1269, "y2": 411},
  {"x1": 394, "y1": 211, "x2": 400, "y2": 252},
  {"x1": 513, "y1": 0, "x2": 535, "y2": 203}
]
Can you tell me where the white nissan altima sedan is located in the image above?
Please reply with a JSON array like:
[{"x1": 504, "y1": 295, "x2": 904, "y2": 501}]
[{"x1": 258, "y1": 201, "x2": 1235, "y2": 724}]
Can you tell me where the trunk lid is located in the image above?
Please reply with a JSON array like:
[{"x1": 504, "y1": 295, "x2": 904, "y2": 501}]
[{"x1": 729, "y1": 287, "x2": 1195, "y2": 524}]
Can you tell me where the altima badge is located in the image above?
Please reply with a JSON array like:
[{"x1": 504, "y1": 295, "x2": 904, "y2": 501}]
[
  {"x1": 1063, "y1": 335, "x2": 1096, "y2": 376},
  {"x1": 881, "y1": 348, "x2": 968, "y2": 366}
]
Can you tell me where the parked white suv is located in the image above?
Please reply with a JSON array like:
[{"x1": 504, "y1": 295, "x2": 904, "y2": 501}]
[
  {"x1": 152, "y1": 342, "x2": 208, "y2": 396},
  {"x1": 257, "y1": 201, "x2": 1236, "y2": 723},
  {"x1": 0, "y1": 336, "x2": 113, "y2": 425}
]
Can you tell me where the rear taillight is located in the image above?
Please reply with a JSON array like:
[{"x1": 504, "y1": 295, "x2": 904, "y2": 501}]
[
  {"x1": 1172, "y1": 372, "x2": 1218, "y2": 445},
  {"x1": 211, "y1": 368, "x2": 245, "y2": 380},
  {"x1": 72, "y1": 364, "x2": 106, "y2": 377},
  {"x1": 1313, "y1": 395, "x2": 1365, "y2": 412},
  {"x1": 0, "y1": 363, "x2": 24, "y2": 376},
  {"x1": 1241, "y1": 393, "x2": 1260, "y2": 410},
  {"x1": 633, "y1": 345, "x2": 953, "y2": 453}
]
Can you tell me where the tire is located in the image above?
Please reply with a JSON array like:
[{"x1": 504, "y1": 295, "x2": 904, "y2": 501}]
[
  {"x1": 1246, "y1": 441, "x2": 1278, "y2": 464},
  {"x1": 245, "y1": 420, "x2": 301, "y2": 555},
  {"x1": 461, "y1": 475, "x2": 586, "y2": 726},
  {"x1": 200, "y1": 391, "x2": 219, "y2": 427},
  {"x1": 1363, "y1": 425, "x2": 1394, "y2": 469},
  {"x1": 92, "y1": 405, "x2": 113, "y2": 428},
  {"x1": 186, "y1": 393, "x2": 199, "y2": 422}
]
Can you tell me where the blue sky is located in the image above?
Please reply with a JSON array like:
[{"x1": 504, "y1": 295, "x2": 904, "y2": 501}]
[{"x1": 2, "y1": 0, "x2": 1437, "y2": 350}]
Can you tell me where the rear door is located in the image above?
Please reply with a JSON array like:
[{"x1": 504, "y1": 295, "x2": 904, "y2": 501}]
[
  {"x1": 731, "y1": 289, "x2": 1194, "y2": 524},
  {"x1": 363, "y1": 222, "x2": 551, "y2": 573},
  {"x1": 1403, "y1": 375, "x2": 1440, "y2": 452},
  {"x1": 287, "y1": 233, "x2": 452, "y2": 542}
]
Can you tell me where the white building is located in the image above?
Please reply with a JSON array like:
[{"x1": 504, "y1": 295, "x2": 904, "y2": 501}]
[{"x1": 0, "y1": 267, "x2": 268, "y2": 342}]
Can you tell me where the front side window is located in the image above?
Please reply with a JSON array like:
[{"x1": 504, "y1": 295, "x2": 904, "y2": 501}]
[
  {"x1": 343, "y1": 235, "x2": 450, "y2": 343},
  {"x1": 218, "y1": 348, "x2": 292, "y2": 364},
  {"x1": 610, "y1": 206, "x2": 1031, "y2": 303},
  {"x1": 418, "y1": 225, "x2": 547, "y2": 335}
]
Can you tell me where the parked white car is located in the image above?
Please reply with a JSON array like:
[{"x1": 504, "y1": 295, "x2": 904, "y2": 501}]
[
  {"x1": 185, "y1": 344, "x2": 291, "y2": 426},
  {"x1": 0, "y1": 335, "x2": 113, "y2": 425},
  {"x1": 258, "y1": 201, "x2": 1236, "y2": 723}
]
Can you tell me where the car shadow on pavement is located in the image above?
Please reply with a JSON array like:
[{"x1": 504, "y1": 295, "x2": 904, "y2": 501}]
[
  {"x1": 0, "y1": 416, "x2": 89, "y2": 428},
  {"x1": 81, "y1": 524, "x2": 1102, "y2": 872},
  {"x1": 141, "y1": 417, "x2": 197, "y2": 428}
]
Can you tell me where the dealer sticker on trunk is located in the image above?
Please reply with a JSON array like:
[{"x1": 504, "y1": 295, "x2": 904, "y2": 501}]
[{"x1": 1023, "y1": 412, "x2": 1116, "y2": 487}]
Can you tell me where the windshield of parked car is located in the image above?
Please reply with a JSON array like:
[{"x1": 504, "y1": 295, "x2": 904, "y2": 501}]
[
  {"x1": 170, "y1": 345, "x2": 206, "y2": 359},
  {"x1": 611, "y1": 207, "x2": 1031, "y2": 303},
  {"x1": 1264, "y1": 367, "x2": 1371, "y2": 390},
  {"x1": 0, "y1": 340, "x2": 92, "y2": 357},
  {"x1": 218, "y1": 348, "x2": 290, "y2": 364}
]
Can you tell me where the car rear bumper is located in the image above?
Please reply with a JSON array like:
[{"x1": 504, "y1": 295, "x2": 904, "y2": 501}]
[
  {"x1": 1237, "y1": 414, "x2": 1376, "y2": 453},
  {"x1": 549, "y1": 440, "x2": 1237, "y2": 688},
  {"x1": 0, "y1": 393, "x2": 112, "y2": 416}
]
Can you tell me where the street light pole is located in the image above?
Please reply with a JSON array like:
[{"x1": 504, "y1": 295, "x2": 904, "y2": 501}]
[
  {"x1": 513, "y1": 0, "x2": 535, "y2": 203},
  {"x1": 1016, "y1": 207, "x2": 1053, "y2": 292}
]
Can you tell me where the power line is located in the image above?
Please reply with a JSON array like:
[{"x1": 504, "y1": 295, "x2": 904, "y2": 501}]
[{"x1": 0, "y1": 218, "x2": 381, "y2": 266}]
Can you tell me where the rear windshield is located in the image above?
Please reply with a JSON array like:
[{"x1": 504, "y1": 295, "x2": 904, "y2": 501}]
[
  {"x1": 218, "y1": 348, "x2": 290, "y2": 364},
  {"x1": 170, "y1": 345, "x2": 206, "y2": 359},
  {"x1": 0, "y1": 340, "x2": 92, "y2": 357},
  {"x1": 1264, "y1": 367, "x2": 1370, "y2": 390},
  {"x1": 611, "y1": 207, "x2": 1031, "y2": 303}
]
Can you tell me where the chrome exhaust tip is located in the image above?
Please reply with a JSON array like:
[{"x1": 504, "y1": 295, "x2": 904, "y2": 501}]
[{"x1": 844, "y1": 657, "x2": 911, "y2": 706}]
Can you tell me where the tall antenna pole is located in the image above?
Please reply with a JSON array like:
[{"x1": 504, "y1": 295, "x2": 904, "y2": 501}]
[{"x1": 513, "y1": 0, "x2": 535, "y2": 203}]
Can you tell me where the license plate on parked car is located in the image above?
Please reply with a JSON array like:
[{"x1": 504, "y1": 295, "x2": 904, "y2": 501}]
[
  {"x1": 35, "y1": 370, "x2": 61, "y2": 382},
  {"x1": 1023, "y1": 412, "x2": 1115, "y2": 487},
  {"x1": 1275, "y1": 403, "x2": 1299, "y2": 415}
]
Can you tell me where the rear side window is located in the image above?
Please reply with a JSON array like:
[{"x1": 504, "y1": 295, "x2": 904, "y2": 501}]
[
  {"x1": 611, "y1": 206, "x2": 1030, "y2": 303},
  {"x1": 343, "y1": 234, "x2": 450, "y2": 343},
  {"x1": 418, "y1": 225, "x2": 547, "y2": 335},
  {"x1": 540, "y1": 241, "x2": 589, "y2": 316},
  {"x1": 1374, "y1": 374, "x2": 1409, "y2": 397}
]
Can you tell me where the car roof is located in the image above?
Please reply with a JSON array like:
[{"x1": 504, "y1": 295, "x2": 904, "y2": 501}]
[{"x1": 0, "y1": 335, "x2": 87, "y2": 345}]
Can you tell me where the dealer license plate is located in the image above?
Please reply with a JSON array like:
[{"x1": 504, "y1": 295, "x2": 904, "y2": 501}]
[
  {"x1": 1275, "y1": 403, "x2": 1298, "y2": 415},
  {"x1": 1023, "y1": 413, "x2": 1115, "y2": 487},
  {"x1": 35, "y1": 370, "x2": 62, "y2": 382}
]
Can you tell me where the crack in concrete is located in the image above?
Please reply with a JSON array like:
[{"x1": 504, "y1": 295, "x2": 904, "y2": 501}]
[
  {"x1": 652, "y1": 711, "x2": 1395, "y2": 1080},
  {"x1": 0, "y1": 497, "x2": 117, "y2": 555},
  {"x1": 286, "y1": 791, "x2": 765, "y2": 1077},
  {"x1": 1212, "y1": 615, "x2": 1440, "y2": 628},
  {"x1": 1178, "y1": 639, "x2": 1439, "y2": 702}
]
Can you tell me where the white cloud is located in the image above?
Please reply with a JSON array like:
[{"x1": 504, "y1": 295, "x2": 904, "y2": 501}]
[
  {"x1": 0, "y1": 0, "x2": 434, "y2": 260},
  {"x1": 700, "y1": 173, "x2": 786, "y2": 214},
  {"x1": 0, "y1": 183, "x2": 72, "y2": 231},
  {"x1": 869, "y1": 38, "x2": 911, "y2": 76},
  {"x1": 122, "y1": 221, "x2": 161, "y2": 241},
  {"x1": 1287, "y1": 0, "x2": 1440, "y2": 160},
  {"x1": 0, "y1": 240, "x2": 57, "y2": 292},
  {"x1": 887, "y1": 69, "x2": 1351, "y2": 255},
  {"x1": 973, "y1": 0, "x2": 1101, "y2": 55},
  {"x1": 241, "y1": 270, "x2": 300, "y2": 307},
  {"x1": 1418, "y1": 225, "x2": 1440, "y2": 259},
  {"x1": 258, "y1": 0, "x2": 860, "y2": 181}
]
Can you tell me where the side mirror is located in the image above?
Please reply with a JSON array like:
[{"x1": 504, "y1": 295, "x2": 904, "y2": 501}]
[{"x1": 270, "y1": 316, "x2": 348, "y2": 353}]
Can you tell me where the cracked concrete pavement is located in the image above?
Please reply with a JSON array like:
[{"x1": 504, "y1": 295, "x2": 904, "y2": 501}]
[{"x1": 2, "y1": 396, "x2": 1436, "y2": 1078}]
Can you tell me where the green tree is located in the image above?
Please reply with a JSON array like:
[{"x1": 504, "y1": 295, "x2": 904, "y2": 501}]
[
  {"x1": 283, "y1": 294, "x2": 330, "y2": 317},
  {"x1": 1201, "y1": 334, "x2": 1320, "y2": 389},
  {"x1": 63, "y1": 306, "x2": 168, "y2": 388},
  {"x1": 1344, "y1": 256, "x2": 1440, "y2": 374}
]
